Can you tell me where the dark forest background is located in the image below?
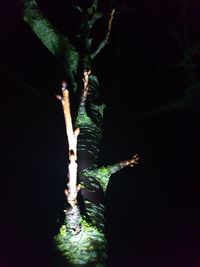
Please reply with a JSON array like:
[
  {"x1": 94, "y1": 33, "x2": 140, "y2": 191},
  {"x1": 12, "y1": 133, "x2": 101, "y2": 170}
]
[{"x1": 1, "y1": 1, "x2": 200, "y2": 266}]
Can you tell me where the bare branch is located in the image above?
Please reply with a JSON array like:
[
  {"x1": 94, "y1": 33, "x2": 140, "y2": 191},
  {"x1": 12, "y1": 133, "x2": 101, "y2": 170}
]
[
  {"x1": 79, "y1": 70, "x2": 91, "y2": 110},
  {"x1": 57, "y1": 81, "x2": 80, "y2": 207},
  {"x1": 119, "y1": 154, "x2": 140, "y2": 168},
  {"x1": 106, "y1": 9, "x2": 115, "y2": 41},
  {"x1": 91, "y1": 9, "x2": 115, "y2": 59},
  {"x1": 81, "y1": 153, "x2": 140, "y2": 192}
]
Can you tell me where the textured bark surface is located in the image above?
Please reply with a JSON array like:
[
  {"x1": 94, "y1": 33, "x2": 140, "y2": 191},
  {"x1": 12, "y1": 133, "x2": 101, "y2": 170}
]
[{"x1": 22, "y1": 1, "x2": 139, "y2": 266}]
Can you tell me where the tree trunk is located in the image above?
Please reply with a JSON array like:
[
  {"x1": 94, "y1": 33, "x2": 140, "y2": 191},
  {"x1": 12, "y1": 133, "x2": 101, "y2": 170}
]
[{"x1": 22, "y1": 1, "x2": 139, "y2": 266}]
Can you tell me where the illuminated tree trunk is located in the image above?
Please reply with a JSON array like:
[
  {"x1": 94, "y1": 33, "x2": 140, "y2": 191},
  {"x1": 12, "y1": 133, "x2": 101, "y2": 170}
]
[{"x1": 22, "y1": 1, "x2": 139, "y2": 266}]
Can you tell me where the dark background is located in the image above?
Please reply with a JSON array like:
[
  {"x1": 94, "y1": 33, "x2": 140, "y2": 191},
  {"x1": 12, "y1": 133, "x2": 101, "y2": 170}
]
[{"x1": 1, "y1": 1, "x2": 200, "y2": 266}]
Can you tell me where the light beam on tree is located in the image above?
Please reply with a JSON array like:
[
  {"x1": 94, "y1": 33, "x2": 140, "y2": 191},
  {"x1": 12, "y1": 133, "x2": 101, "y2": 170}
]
[{"x1": 22, "y1": 1, "x2": 139, "y2": 266}]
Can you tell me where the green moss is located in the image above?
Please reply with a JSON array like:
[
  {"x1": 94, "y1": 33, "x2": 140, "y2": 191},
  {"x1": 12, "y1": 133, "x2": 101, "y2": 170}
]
[
  {"x1": 54, "y1": 218, "x2": 106, "y2": 266},
  {"x1": 75, "y1": 108, "x2": 102, "y2": 164},
  {"x1": 90, "y1": 103, "x2": 106, "y2": 117},
  {"x1": 23, "y1": 0, "x2": 79, "y2": 91},
  {"x1": 75, "y1": 109, "x2": 94, "y2": 127},
  {"x1": 60, "y1": 225, "x2": 67, "y2": 237},
  {"x1": 84, "y1": 201, "x2": 105, "y2": 230},
  {"x1": 81, "y1": 164, "x2": 121, "y2": 192}
]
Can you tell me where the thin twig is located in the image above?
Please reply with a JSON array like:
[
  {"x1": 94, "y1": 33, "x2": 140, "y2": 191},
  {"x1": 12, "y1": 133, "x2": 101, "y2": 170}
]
[
  {"x1": 120, "y1": 154, "x2": 140, "y2": 168},
  {"x1": 91, "y1": 9, "x2": 115, "y2": 59},
  {"x1": 79, "y1": 70, "x2": 91, "y2": 109}
]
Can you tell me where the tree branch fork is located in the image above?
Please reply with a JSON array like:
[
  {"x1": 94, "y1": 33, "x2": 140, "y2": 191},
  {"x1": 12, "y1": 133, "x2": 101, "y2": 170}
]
[{"x1": 57, "y1": 71, "x2": 139, "y2": 208}]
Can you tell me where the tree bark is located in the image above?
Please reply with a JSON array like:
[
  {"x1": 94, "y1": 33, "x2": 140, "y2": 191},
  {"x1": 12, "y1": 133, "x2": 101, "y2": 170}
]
[{"x1": 22, "y1": 1, "x2": 139, "y2": 266}]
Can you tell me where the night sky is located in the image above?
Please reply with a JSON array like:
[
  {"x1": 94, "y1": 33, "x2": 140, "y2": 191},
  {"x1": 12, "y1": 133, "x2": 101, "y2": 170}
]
[{"x1": 1, "y1": 1, "x2": 200, "y2": 267}]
